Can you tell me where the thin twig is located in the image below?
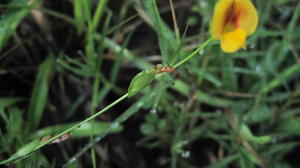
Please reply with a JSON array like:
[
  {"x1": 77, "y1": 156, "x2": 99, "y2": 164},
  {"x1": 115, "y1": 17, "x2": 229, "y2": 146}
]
[{"x1": 169, "y1": 0, "x2": 180, "y2": 42}]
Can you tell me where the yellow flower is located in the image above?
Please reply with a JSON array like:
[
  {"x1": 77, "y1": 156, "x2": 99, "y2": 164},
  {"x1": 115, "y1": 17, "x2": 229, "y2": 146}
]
[{"x1": 210, "y1": 0, "x2": 258, "y2": 53}]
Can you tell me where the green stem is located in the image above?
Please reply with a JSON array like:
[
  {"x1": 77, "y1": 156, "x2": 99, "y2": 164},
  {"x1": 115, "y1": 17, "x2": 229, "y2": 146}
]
[
  {"x1": 92, "y1": 0, "x2": 108, "y2": 32},
  {"x1": 0, "y1": 93, "x2": 128, "y2": 165},
  {"x1": 155, "y1": 38, "x2": 213, "y2": 80},
  {"x1": 63, "y1": 95, "x2": 147, "y2": 167},
  {"x1": 34, "y1": 94, "x2": 128, "y2": 150},
  {"x1": 174, "y1": 37, "x2": 213, "y2": 68}
]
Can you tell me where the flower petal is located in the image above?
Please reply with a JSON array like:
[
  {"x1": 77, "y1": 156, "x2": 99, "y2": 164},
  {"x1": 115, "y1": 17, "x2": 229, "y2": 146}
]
[
  {"x1": 235, "y1": 0, "x2": 258, "y2": 35},
  {"x1": 210, "y1": 0, "x2": 233, "y2": 39},
  {"x1": 220, "y1": 27, "x2": 246, "y2": 53}
]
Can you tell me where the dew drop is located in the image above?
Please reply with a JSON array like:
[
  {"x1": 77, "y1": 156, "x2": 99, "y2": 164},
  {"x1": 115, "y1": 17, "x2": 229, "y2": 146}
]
[
  {"x1": 199, "y1": 50, "x2": 204, "y2": 55},
  {"x1": 255, "y1": 65, "x2": 264, "y2": 76},
  {"x1": 181, "y1": 151, "x2": 191, "y2": 158},
  {"x1": 271, "y1": 137, "x2": 278, "y2": 143},
  {"x1": 215, "y1": 110, "x2": 222, "y2": 115},
  {"x1": 137, "y1": 102, "x2": 144, "y2": 108},
  {"x1": 110, "y1": 122, "x2": 119, "y2": 129},
  {"x1": 249, "y1": 43, "x2": 256, "y2": 49},
  {"x1": 150, "y1": 109, "x2": 157, "y2": 114},
  {"x1": 200, "y1": 1, "x2": 208, "y2": 8},
  {"x1": 178, "y1": 103, "x2": 185, "y2": 109},
  {"x1": 150, "y1": 92, "x2": 156, "y2": 98}
]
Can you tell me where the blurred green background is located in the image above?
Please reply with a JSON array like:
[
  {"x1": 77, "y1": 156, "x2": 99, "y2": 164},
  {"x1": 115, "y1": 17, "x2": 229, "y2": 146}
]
[{"x1": 1, "y1": 0, "x2": 300, "y2": 167}]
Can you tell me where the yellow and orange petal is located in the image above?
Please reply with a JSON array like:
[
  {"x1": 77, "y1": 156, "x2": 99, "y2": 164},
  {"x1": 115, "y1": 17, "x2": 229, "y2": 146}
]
[
  {"x1": 221, "y1": 27, "x2": 246, "y2": 53},
  {"x1": 210, "y1": 0, "x2": 258, "y2": 53},
  {"x1": 236, "y1": 0, "x2": 258, "y2": 35},
  {"x1": 210, "y1": 0, "x2": 233, "y2": 39}
]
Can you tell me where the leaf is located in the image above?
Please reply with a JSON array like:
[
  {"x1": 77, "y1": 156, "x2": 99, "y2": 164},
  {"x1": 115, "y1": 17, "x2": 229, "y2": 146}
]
[
  {"x1": 171, "y1": 80, "x2": 233, "y2": 107},
  {"x1": 137, "y1": 0, "x2": 178, "y2": 65},
  {"x1": 27, "y1": 56, "x2": 55, "y2": 130},
  {"x1": 0, "y1": 0, "x2": 42, "y2": 51},
  {"x1": 32, "y1": 122, "x2": 123, "y2": 139},
  {"x1": 158, "y1": 119, "x2": 167, "y2": 130},
  {"x1": 102, "y1": 36, "x2": 151, "y2": 70},
  {"x1": 0, "y1": 97, "x2": 24, "y2": 124},
  {"x1": 239, "y1": 147, "x2": 257, "y2": 168},
  {"x1": 276, "y1": 117, "x2": 300, "y2": 134},
  {"x1": 128, "y1": 70, "x2": 156, "y2": 97},
  {"x1": 13, "y1": 140, "x2": 40, "y2": 157},
  {"x1": 0, "y1": 140, "x2": 41, "y2": 165},
  {"x1": 140, "y1": 123, "x2": 155, "y2": 135},
  {"x1": 260, "y1": 65, "x2": 300, "y2": 94},
  {"x1": 191, "y1": 67, "x2": 223, "y2": 87},
  {"x1": 240, "y1": 124, "x2": 272, "y2": 144},
  {"x1": 145, "y1": 113, "x2": 158, "y2": 123},
  {"x1": 0, "y1": 97, "x2": 24, "y2": 108},
  {"x1": 72, "y1": 122, "x2": 123, "y2": 138},
  {"x1": 244, "y1": 105, "x2": 271, "y2": 124},
  {"x1": 208, "y1": 154, "x2": 239, "y2": 168}
]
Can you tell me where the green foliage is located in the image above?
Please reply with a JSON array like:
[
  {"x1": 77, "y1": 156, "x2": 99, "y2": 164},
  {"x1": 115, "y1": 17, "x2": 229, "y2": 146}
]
[
  {"x1": 136, "y1": 0, "x2": 179, "y2": 65},
  {"x1": 0, "y1": 0, "x2": 42, "y2": 51},
  {"x1": 239, "y1": 124, "x2": 272, "y2": 144},
  {"x1": 32, "y1": 121, "x2": 123, "y2": 138},
  {"x1": 6, "y1": 140, "x2": 40, "y2": 163},
  {"x1": 27, "y1": 55, "x2": 55, "y2": 130},
  {"x1": 128, "y1": 69, "x2": 156, "y2": 97},
  {"x1": 1, "y1": 0, "x2": 300, "y2": 167}
]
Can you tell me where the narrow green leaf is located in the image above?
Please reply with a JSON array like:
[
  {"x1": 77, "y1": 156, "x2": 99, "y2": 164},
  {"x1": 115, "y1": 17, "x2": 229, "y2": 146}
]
[
  {"x1": 101, "y1": 36, "x2": 152, "y2": 70},
  {"x1": 128, "y1": 70, "x2": 156, "y2": 97},
  {"x1": 171, "y1": 80, "x2": 233, "y2": 107},
  {"x1": 27, "y1": 56, "x2": 55, "y2": 130},
  {"x1": 138, "y1": 0, "x2": 178, "y2": 65},
  {"x1": 287, "y1": 2, "x2": 300, "y2": 32},
  {"x1": 0, "y1": 140, "x2": 41, "y2": 164},
  {"x1": 32, "y1": 122, "x2": 123, "y2": 139},
  {"x1": 208, "y1": 154, "x2": 239, "y2": 168},
  {"x1": 72, "y1": 0, "x2": 84, "y2": 34},
  {"x1": 244, "y1": 105, "x2": 271, "y2": 124},
  {"x1": 0, "y1": 97, "x2": 24, "y2": 108},
  {"x1": 64, "y1": 94, "x2": 87, "y2": 119},
  {"x1": 72, "y1": 122, "x2": 123, "y2": 138},
  {"x1": 276, "y1": 117, "x2": 300, "y2": 134},
  {"x1": 0, "y1": 0, "x2": 41, "y2": 51},
  {"x1": 240, "y1": 124, "x2": 272, "y2": 144},
  {"x1": 239, "y1": 147, "x2": 257, "y2": 167},
  {"x1": 191, "y1": 67, "x2": 223, "y2": 87},
  {"x1": 57, "y1": 58, "x2": 92, "y2": 77},
  {"x1": 260, "y1": 64, "x2": 300, "y2": 94},
  {"x1": 140, "y1": 123, "x2": 155, "y2": 135},
  {"x1": 92, "y1": 0, "x2": 108, "y2": 32},
  {"x1": 13, "y1": 140, "x2": 40, "y2": 157}
]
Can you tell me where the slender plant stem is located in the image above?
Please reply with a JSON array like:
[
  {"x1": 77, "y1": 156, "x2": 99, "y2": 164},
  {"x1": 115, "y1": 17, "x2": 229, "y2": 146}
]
[
  {"x1": 169, "y1": 0, "x2": 180, "y2": 42},
  {"x1": 63, "y1": 96, "x2": 147, "y2": 167},
  {"x1": 155, "y1": 38, "x2": 213, "y2": 80},
  {"x1": 92, "y1": 0, "x2": 108, "y2": 32},
  {"x1": 174, "y1": 37, "x2": 213, "y2": 68},
  {"x1": 8, "y1": 93, "x2": 126, "y2": 161},
  {"x1": 37, "y1": 94, "x2": 128, "y2": 147}
]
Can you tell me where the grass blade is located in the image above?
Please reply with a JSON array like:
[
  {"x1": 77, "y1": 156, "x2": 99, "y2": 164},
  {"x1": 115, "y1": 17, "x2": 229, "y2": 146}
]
[{"x1": 27, "y1": 55, "x2": 55, "y2": 130}]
